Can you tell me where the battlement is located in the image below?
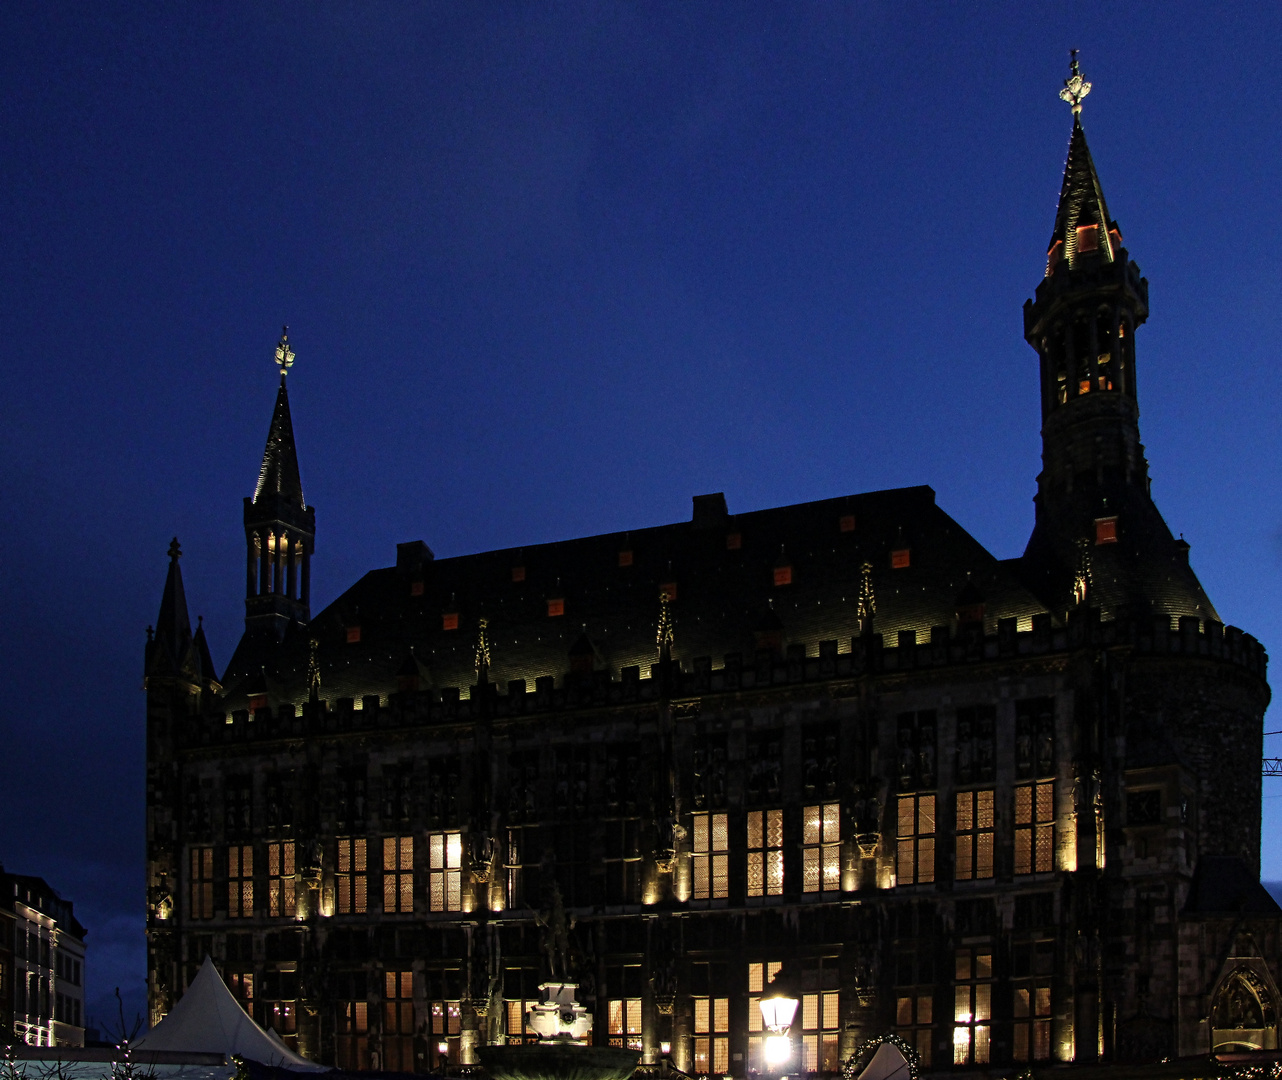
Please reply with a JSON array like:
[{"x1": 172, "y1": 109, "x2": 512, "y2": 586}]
[{"x1": 194, "y1": 609, "x2": 1266, "y2": 746}]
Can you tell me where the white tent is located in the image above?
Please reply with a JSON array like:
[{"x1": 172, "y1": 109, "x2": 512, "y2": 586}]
[
  {"x1": 855, "y1": 1041, "x2": 914, "y2": 1080},
  {"x1": 134, "y1": 956, "x2": 328, "y2": 1071}
]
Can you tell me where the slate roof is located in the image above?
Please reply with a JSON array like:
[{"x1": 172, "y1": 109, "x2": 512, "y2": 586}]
[
  {"x1": 220, "y1": 486, "x2": 1050, "y2": 708},
  {"x1": 1047, "y1": 117, "x2": 1121, "y2": 274},
  {"x1": 252, "y1": 376, "x2": 306, "y2": 510},
  {"x1": 1183, "y1": 856, "x2": 1282, "y2": 916}
]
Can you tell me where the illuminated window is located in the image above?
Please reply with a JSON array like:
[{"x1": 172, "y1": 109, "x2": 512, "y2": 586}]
[
  {"x1": 748, "y1": 960, "x2": 784, "y2": 1073},
  {"x1": 953, "y1": 949, "x2": 992, "y2": 1065},
  {"x1": 891, "y1": 549, "x2": 911, "y2": 569},
  {"x1": 607, "y1": 998, "x2": 642, "y2": 1050},
  {"x1": 383, "y1": 836, "x2": 414, "y2": 913},
  {"x1": 839, "y1": 514, "x2": 856, "y2": 533},
  {"x1": 1013, "y1": 983, "x2": 1052, "y2": 1062},
  {"x1": 428, "y1": 831, "x2": 463, "y2": 912},
  {"x1": 336, "y1": 838, "x2": 367, "y2": 915},
  {"x1": 618, "y1": 549, "x2": 633, "y2": 567},
  {"x1": 954, "y1": 791, "x2": 995, "y2": 880},
  {"x1": 335, "y1": 972, "x2": 369, "y2": 1070},
  {"x1": 268, "y1": 841, "x2": 296, "y2": 917},
  {"x1": 691, "y1": 812, "x2": 729, "y2": 900},
  {"x1": 189, "y1": 847, "x2": 213, "y2": 920},
  {"x1": 1015, "y1": 782, "x2": 1055, "y2": 874},
  {"x1": 410, "y1": 580, "x2": 424, "y2": 597},
  {"x1": 547, "y1": 598, "x2": 564, "y2": 617},
  {"x1": 747, "y1": 810, "x2": 784, "y2": 897},
  {"x1": 1095, "y1": 516, "x2": 1118, "y2": 545},
  {"x1": 248, "y1": 694, "x2": 268, "y2": 714},
  {"x1": 773, "y1": 564, "x2": 792, "y2": 586},
  {"x1": 442, "y1": 612, "x2": 459, "y2": 631},
  {"x1": 384, "y1": 971, "x2": 415, "y2": 1072},
  {"x1": 896, "y1": 794, "x2": 935, "y2": 885},
  {"x1": 693, "y1": 996, "x2": 729, "y2": 1075},
  {"x1": 1075, "y1": 223, "x2": 1099, "y2": 253},
  {"x1": 726, "y1": 532, "x2": 742, "y2": 550},
  {"x1": 346, "y1": 626, "x2": 361, "y2": 643},
  {"x1": 430, "y1": 998, "x2": 462, "y2": 1064},
  {"x1": 800, "y1": 990, "x2": 840, "y2": 1073},
  {"x1": 227, "y1": 972, "x2": 254, "y2": 1013},
  {"x1": 511, "y1": 565, "x2": 525, "y2": 582},
  {"x1": 661, "y1": 581, "x2": 678, "y2": 601},
  {"x1": 895, "y1": 992, "x2": 933, "y2": 1068},
  {"x1": 604, "y1": 819, "x2": 641, "y2": 904},
  {"x1": 228, "y1": 845, "x2": 253, "y2": 918},
  {"x1": 803, "y1": 803, "x2": 841, "y2": 893}
]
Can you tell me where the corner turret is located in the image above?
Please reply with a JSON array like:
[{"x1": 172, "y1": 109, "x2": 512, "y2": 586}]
[
  {"x1": 1021, "y1": 56, "x2": 1216, "y2": 622},
  {"x1": 243, "y1": 327, "x2": 316, "y2": 638}
]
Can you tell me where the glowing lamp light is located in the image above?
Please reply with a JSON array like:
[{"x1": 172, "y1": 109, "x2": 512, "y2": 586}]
[
  {"x1": 758, "y1": 994, "x2": 799, "y2": 1033},
  {"x1": 764, "y1": 1035, "x2": 792, "y2": 1067},
  {"x1": 660, "y1": 1042, "x2": 672, "y2": 1056},
  {"x1": 437, "y1": 1042, "x2": 449, "y2": 1056}
]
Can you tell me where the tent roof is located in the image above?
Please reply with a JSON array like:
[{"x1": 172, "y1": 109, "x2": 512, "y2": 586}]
[{"x1": 135, "y1": 957, "x2": 327, "y2": 1072}]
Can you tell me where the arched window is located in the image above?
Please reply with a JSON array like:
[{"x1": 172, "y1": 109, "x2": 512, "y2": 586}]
[{"x1": 1211, "y1": 969, "x2": 1278, "y2": 1051}]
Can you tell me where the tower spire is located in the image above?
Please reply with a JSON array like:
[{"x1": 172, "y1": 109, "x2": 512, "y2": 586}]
[{"x1": 244, "y1": 328, "x2": 316, "y2": 637}]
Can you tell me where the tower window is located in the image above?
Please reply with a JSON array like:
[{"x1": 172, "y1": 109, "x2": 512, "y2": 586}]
[
  {"x1": 1075, "y1": 224, "x2": 1099, "y2": 253},
  {"x1": 1095, "y1": 517, "x2": 1118, "y2": 545}
]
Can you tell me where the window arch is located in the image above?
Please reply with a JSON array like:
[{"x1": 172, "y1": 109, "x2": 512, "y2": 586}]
[{"x1": 1211, "y1": 968, "x2": 1278, "y2": 1051}]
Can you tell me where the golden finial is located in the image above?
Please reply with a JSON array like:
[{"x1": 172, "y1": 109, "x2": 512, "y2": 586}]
[
  {"x1": 274, "y1": 325, "x2": 295, "y2": 376},
  {"x1": 1059, "y1": 50, "x2": 1091, "y2": 115}
]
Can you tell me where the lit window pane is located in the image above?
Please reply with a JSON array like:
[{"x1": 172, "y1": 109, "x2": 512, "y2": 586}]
[
  {"x1": 919, "y1": 795, "x2": 935, "y2": 835},
  {"x1": 823, "y1": 803, "x2": 840, "y2": 841},
  {"x1": 748, "y1": 812, "x2": 763, "y2": 850},
  {"x1": 712, "y1": 814, "x2": 728, "y2": 852},
  {"x1": 767, "y1": 850, "x2": 784, "y2": 895},
  {"x1": 804, "y1": 805, "x2": 821, "y2": 846},
  {"x1": 956, "y1": 792, "x2": 973, "y2": 832},
  {"x1": 1015, "y1": 786, "x2": 1033, "y2": 825}
]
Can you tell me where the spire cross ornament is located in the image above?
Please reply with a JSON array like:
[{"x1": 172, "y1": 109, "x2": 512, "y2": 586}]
[
  {"x1": 1059, "y1": 50, "x2": 1091, "y2": 115},
  {"x1": 274, "y1": 325, "x2": 295, "y2": 376}
]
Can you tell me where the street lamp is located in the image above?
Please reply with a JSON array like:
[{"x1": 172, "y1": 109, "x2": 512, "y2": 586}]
[{"x1": 759, "y1": 974, "x2": 800, "y2": 1071}]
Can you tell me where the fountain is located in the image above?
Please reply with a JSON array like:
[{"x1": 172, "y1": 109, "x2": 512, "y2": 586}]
[{"x1": 478, "y1": 886, "x2": 640, "y2": 1080}]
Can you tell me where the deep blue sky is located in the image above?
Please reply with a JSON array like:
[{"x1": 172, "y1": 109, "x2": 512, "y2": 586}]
[{"x1": 2, "y1": 3, "x2": 1280, "y2": 1029}]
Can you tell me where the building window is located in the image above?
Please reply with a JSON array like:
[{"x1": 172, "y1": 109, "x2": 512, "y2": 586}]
[
  {"x1": 618, "y1": 549, "x2": 633, "y2": 567},
  {"x1": 335, "y1": 972, "x2": 369, "y2": 1070},
  {"x1": 773, "y1": 565, "x2": 792, "y2": 586},
  {"x1": 891, "y1": 548, "x2": 911, "y2": 569},
  {"x1": 604, "y1": 819, "x2": 641, "y2": 904},
  {"x1": 506, "y1": 828, "x2": 526, "y2": 910},
  {"x1": 228, "y1": 845, "x2": 253, "y2": 918},
  {"x1": 607, "y1": 998, "x2": 642, "y2": 1050},
  {"x1": 428, "y1": 831, "x2": 463, "y2": 912},
  {"x1": 336, "y1": 838, "x2": 368, "y2": 914},
  {"x1": 1014, "y1": 782, "x2": 1055, "y2": 874},
  {"x1": 693, "y1": 996, "x2": 729, "y2": 1075},
  {"x1": 803, "y1": 803, "x2": 841, "y2": 893},
  {"x1": 839, "y1": 514, "x2": 856, "y2": 533},
  {"x1": 1095, "y1": 516, "x2": 1118, "y2": 544},
  {"x1": 953, "y1": 949, "x2": 992, "y2": 1065},
  {"x1": 800, "y1": 990, "x2": 840, "y2": 1073},
  {"x1": 384, "y1": 971, "x2": 415, "y2": 1072},
  {"x1": 442, "y1": 612, "x2": 459, "y2": 631},
  {"x1": 263, "y1": 970, "x2": 298, "y2": 1045},
  {"x1": 511, "y1": 565, "x2": 525, "y2": 582},
  {"x1": 429, "y1": 998, "x2": 462, "y2": 1065},
  {"x1": 1075, "y1": 223, "x2": 1099, "y2": 253},
  {"x1": 1013, "y1": 983, "x2": 1052, "y2": 1062},
  {"x1": 189, "y1": 847, "x2": 213, "y2": 919},
  {"x1": 747, "y1": 961, "x2": 783, "y2": 1072},
  {"x1": 547, "y1": 597, "x2": 564, "y2": 617},
  {"x1": 227, "y1": 972, "x2": 254, "y2": 1014},
  {"x1": 346, "y1": 625, "x2": 361, "y2": 643},
  {"x1": 895, "y1": 991, "x2": 934, "y2": 1068},
  {"x1": 896, "y1": 794, "x2": 935, "y2": 885},
  {"x1": 410, "y1": 579, "x2": 424, "y2": 597},
  {"x1": 747, "y1": 810, "x2": 784, "y2": 897},
  {"x1": 691, "y1": 812, "x2": 729, "y2": 900},
  {"x1": 955, "y1": 791, "x2": 995, "y2": 880},
  {"x1": 268, "y1": 841, "x2": 296, "y2": 918},
  {"x1": 383, "y1": 836, "x2": 414, "y2": 913},
  {"x1": 726, "y1": 532, "x2": 742, "y2": 550}
]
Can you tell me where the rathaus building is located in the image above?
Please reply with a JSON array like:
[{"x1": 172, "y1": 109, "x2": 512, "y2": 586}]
[{"x1": 144, "y1": 66, "x2": 1279, "y2": 1074}]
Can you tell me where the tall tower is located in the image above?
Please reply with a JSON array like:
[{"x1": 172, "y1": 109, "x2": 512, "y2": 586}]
[
  {"x1": 243, "y1": 327, "x2": 315, "y2": 638},
  {"x1": 1021, "y1": 56, "x2": 1215, "y2": 621}
]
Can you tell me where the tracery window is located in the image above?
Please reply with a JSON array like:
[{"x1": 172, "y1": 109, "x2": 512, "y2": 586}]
[
  {"x1": 803, "y1": 803, "x2": 841, "y2": 893},
  {"x1": 227, "y1": 844, "x2": 253, "y2": 918},
  {"x1": 955, "y1": 790, "x2": 994, "y2": 880},
  {"x1": 747, "y1": 809, "x2": 784, "y2": 897},
  {"x1": 896, "y1": 795, "x2": 935, "y2": 885},
  {"x1": 691, "y1": 812, "x2": 728, "y2": 900}
]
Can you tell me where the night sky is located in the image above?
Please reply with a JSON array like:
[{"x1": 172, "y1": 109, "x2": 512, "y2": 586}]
[{"x1": 2, "y1": 3, "x2": 1280, "y2": 1032}]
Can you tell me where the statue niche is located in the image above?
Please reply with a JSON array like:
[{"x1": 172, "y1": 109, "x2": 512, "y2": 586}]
[{"x1": 1212, "y1": 969, "x2": 1278, "y2": 1051}]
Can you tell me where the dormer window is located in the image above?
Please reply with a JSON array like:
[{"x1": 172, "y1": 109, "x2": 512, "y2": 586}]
[
  {"x1": 248, "y1": 694, "x2": 268, "y2": 714},
  {"x1": 1076, "y1": 224, "x2": 1099, "y2": 253},
  {"x1": 1094, "y1": 517, "x2": 1118, "y2": 545},
  {"x1": 547, "y1": 598, "x2": 565, "y2": 617},
  {"x1": 618, "y1": 549, "x2": 633, "y2": 567},
  {"x1": 773, "y1": 565, "x2": 792, "y2": 587},
  {"x1": 891, "y1": 549, "x2": 911, "y2": 569},
  {"x1": 410, "y1": 580, "x2": 424, "y2": 597},
  {"x1": 839, "y1": 514, "x2": 856, "y2": 533},
  {"x1": 661, "y1": 582, "x2": 678, "y2": 601},
  {"x1": 726, "y1": 532, "x2": 742, "y2": 551},
  {"x1": 441, "y1": 613, "x2": 459, "y2": 631},
  {"x1": 511, "y1": 566, "x2": 525, "y2": 583},
  {"x1": 346, "y1": 626, "x2": 361, "y2": 643}
]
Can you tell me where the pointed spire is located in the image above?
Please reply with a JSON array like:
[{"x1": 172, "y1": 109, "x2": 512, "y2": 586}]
[
  {"x1": 148, "y1": 538, "x2": 194, "y2": 677},
  {"x1": 192, "y1": 616, "x2": 219, "y2": 685},
  {"x1": 1046, "y1": 53, "x2": 1121, "y2": 276},
  {"x1": 253, "y1": 327, "x2": 306, "y2": 509}
]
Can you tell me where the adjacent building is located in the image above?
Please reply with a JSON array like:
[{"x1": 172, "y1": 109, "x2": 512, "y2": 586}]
[
  {"x1": 143, "y1": 66, "x2": 1279, "y2": 1073},
  {"x1": 1, "y1": 865, "x2": 87, "y2": 1047}
]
